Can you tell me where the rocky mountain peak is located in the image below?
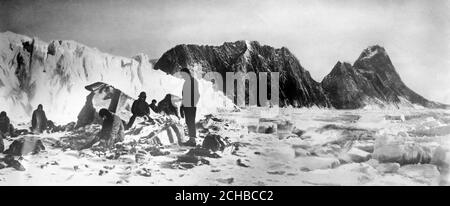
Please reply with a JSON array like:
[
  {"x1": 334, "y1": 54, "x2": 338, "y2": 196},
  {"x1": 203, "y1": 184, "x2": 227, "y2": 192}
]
[
  {"x1": 357, "y1": 45, "x2": 387, "y2": 60},
  {"x1": 322, "y1": 45, "x2": 447, "y2": 109}
]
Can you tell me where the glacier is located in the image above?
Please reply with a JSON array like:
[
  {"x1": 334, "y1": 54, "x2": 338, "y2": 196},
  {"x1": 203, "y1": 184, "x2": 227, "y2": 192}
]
[{"x1": 0, "y1": 31, "x2": 233, "y2": 125}]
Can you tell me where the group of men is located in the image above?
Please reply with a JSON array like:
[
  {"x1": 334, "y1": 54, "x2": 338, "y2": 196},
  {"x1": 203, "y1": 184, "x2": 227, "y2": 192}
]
[
  {"x1": 90, "y1": 68, "x2": 200, "y2": 148},
  {"x1": 0, "y1": 104, "x2": 48, "y2": 137},
  {"x1": 1, "y1": 68, "x2": 200, "y2": 150}
]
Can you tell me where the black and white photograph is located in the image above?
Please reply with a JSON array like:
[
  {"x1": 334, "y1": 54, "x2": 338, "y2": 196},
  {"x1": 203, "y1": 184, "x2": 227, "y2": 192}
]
[{"x1": 0, "y1": 0, "x2": 449, "y2": 190}]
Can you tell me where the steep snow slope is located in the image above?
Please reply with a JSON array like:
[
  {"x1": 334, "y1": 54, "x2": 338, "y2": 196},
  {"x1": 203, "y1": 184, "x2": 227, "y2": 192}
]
[{"x1": 0, "y1": 31, "x2": 232, "y2": 124}]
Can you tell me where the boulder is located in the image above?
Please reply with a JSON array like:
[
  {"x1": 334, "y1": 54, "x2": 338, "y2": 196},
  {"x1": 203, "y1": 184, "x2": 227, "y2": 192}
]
[
  {"x1": 4, "y1": 136, "x2": 45, "y2": 156},
  {"x1": 202, "y1": 134, "x2": 229, "y2": 152}
]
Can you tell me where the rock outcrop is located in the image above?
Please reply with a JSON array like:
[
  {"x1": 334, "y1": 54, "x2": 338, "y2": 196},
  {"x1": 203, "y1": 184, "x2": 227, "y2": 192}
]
[
  {"x1": 155, "y1": 40, "x2": 331, "y2": 107},
  {"x1": 322, "y1": 45, "x2": 448, "y2": 109}
]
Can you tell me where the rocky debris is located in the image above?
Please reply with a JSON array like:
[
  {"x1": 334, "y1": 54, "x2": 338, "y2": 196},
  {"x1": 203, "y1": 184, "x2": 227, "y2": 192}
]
[
  {"x1": 136, "y1": 168, "x2": 152, "y2": 177},
  {"x1": 398, "y1": 164, "x2": 440, "y2": 184},
  {"x1": 237, "y1": 159, "x2": 250, "y2": 168},
  {"x1": 267, "y1": 171, "x2": 286, "y2": 175},
  {"x1": 56, "y1": 124, "x2": 101, "y2": 150},
  {"x1": 98, "y1": 169, "x2": 109, "y2": 176},
  {"x1": 47, "y1": 121, "x2": 77, "y2": 133},
  {"x1": 145, "y1": 146, "x2": 170, "y2": 156},
  {"x1": 202, "y1": 134, "x2": 230, "y2": 152},
  {"x1": 155, "y1": 40, "x2": 331, "y2": 108},
  {"x1": 4, "y1": 136, "x2": 45, "y2": 156},
  {"x1": 375, "y1": 163, "x2": 400, "y2": 174},
  {"x1": 135, "y1": 150, "x2": 149, "y2": 163},
  {"x1": 372, "y1": 136, "x2": 433, "y2": 165},
  {"x1": 186, "y1": 148, "x2": 221, "y2": 158},
  {"x1": 0, "y1": 156, "x2": 26, "y2": 171},
  {"x1": 294, "y1": 156, "x2": 340, "y2": 171},
  {"x1": 174, "y1": 154, "x2": 210, "y2": 169},
  {"x1": 291, "y1": 127, "x2": 305, "y2": 137}
]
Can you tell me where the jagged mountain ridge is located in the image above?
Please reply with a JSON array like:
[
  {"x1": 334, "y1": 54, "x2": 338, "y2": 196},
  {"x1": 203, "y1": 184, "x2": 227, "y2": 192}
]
[
  {"x1": 155, "y1": 40, "x2": 331, "y2": 107},
  {"x1": 321, "y1": 45, "x2": 447, "y2": 109},
  {"x1": 156, "y1": 41, "x2": 446, "y2": 109}
]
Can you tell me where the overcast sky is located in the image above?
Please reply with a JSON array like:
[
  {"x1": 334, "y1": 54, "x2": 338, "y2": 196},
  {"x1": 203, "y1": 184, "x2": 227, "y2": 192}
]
[{"x1": 1, "y1": 0, "x2": 449, "y2": 103}]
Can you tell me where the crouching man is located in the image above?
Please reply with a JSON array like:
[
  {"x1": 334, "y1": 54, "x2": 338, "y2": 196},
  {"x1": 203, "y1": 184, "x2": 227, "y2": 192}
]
[{"x1": 85, "y1": 108, "x2": 124, "y2": 149}]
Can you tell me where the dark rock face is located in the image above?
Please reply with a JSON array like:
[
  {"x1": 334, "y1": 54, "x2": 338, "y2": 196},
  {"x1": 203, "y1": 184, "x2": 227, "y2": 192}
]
[
  {"x1": 155, "y1": 41, "x2": 331, "y2": 107},
  {"x1": 322, "y1": 45, "x2": 448, "y2": 109}
]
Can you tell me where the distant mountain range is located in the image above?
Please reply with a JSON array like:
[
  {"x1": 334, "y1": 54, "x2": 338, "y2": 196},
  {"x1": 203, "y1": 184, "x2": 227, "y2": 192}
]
[{"x1": 155, "y1": 41, "x2": 447, "y2": 109}]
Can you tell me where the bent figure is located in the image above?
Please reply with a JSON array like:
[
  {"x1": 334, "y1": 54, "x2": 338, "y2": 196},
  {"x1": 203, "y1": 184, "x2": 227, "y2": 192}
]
[
  {"x1": 127, "y1": 92, "x2": 153, "y2": 129},
  {"x1": 157, "y1": 94, "x2": 180, "y2": 119},
  {"x1": 179, "y1": 68, "x2": 200, "y2": 146},
  {"x1": 31, "y1": 104, "x2": 47, "y2": 134},
  {"x1": 86, "y1": 108, "x2": 124, "y2": 149}
]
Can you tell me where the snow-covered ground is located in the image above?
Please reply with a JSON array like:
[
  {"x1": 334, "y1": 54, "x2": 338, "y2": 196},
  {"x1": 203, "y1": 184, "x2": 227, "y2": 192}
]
[{"x1": 2, "y1": 108, "x2": 450, "y2": 186}]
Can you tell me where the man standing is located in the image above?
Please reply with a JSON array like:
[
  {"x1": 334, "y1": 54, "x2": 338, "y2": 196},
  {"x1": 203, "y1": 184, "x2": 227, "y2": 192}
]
[
  {"x1": 127, "y1": 92, "x2": 153, "y2": 129},
  {"x1": 179, "y1": 68, "x2": 200, "y2": 147},
  {"x1": 31, "y1": 104, "x2": 47, "y2": 134}
]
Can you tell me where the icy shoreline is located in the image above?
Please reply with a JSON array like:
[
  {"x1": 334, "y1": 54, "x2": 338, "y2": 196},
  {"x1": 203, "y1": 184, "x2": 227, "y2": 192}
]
[{"x1": 1, "y1": 108, "x2": 450, "y2": 186}]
